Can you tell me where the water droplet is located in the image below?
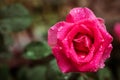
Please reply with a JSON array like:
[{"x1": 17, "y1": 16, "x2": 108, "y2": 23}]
[
  {"x1": 108, "y1": 54, "x2": 110, "y2": 58},
  {"x1": 71, "y1": 46, "x2": 74, "y2": 49},
  {"x1": 101, "y1": 39, "x2": 104, "y2": 42},
  {"x1": 57, "y1": 35, "x2": 59, "y2": 39},
  {"x1": 99, "y1": 63, "x2": 105, "y2": 68},
  {"x1": 74, "y1": 10, "x2": 77, "y2": 13},
  {"x1": 99, "y1": 46, "x2": 103, "y2": 51},
  {"x1": 64, "y1": 38, "x2": 67, "y2": 41},
  {"x1": 77, "y1": 9, "x2": 80, "y2": 13},
  {"x1": 81, "y1": 55, "x2": 85, "y2": 58},
  {"x1": 51, "y1": 27, "x2": 55, "y2": 30},
  {"x1": 59, "y1": 47, "x2": 62, "y2": 50},
  {"x1": 58, "y1": 26, "x2": 63, "y2": 31}
]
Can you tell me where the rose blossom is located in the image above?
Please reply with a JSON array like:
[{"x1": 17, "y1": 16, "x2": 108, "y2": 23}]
[
  {"x1": 48, "y1": 7, "x2": 113, "y2": 73},
  {"x1": 114, "y1": 23, "x2": 120, "y2": 41}
]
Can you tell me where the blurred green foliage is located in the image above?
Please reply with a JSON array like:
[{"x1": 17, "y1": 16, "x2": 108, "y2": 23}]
[
  {"x1": 98, "y1": 68, "x2": 113, "y2": 80},
  {"x1": 18, "y1": 66, "x2": 46, "y2": 80},
  {"x1": 78, "y1": 76, "x2": 85, "y2": 80},
  {"x1": 23, "y1": 41, "x2": 51, "y2": 60},
  {"x1": 0, "y1": 4, "x2": 32, "y2": 33}
]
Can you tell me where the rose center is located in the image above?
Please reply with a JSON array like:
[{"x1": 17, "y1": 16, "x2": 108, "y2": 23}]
[{"x1": 73, "y1": 34, "x2": 93, "y2": 54}]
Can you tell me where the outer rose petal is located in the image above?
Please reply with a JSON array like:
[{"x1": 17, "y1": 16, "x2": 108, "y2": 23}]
[
  {"x1": 99, "y1": 44, "x2": 112, "y2": 68},
  {"x1": 48, "y1": 22, "x2": 62, "y2": 47},
  {"x1": 80, "y1": 44, "x2": 112, "y2": 72},
  {"x1": 97, "y1": 18, "x2": 106, "y2": 29},
  {"x1": 76, "y1": 44, "x2": 111, "y2": 72},
  {"x1": 48, "y1": 21, "x2": 73, "y2": 47},
  {"x1": 66, "y1": 7, "x2": 96, "y2": 23},
  {"x1": 76, "y1": 47, "x2": 104, "y2": 72},
  {"x1": 52, "y1": 46, "x2": 78, "y2": 73},
  {"x1": 96, "y1": 18, "x2": 113, "y2": 68}
]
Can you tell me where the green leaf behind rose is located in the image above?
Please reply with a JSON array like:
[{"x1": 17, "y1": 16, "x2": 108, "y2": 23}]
[
  {"x1": 97, "y1": 67, "x2": 113, "y2": 80},
  {"x1": 0, "y1": 4, "x2": 32, "y2": 33},
  {"x1": 23, "y1": 41, "x2": 51, "y2": 60}
]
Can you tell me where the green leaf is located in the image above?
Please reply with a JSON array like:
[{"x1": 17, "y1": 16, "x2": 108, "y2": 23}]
[
  {"x1": 97, "y1": 67, "x2": 112, "y2": 80},
  {"x1": 0, "y1": 4, "x2": 30, "y2": 18},
  {"x1": 18, "y1": 66, "x2": 46, "y2": 80},
  {"x1": 78, "y1": 76, "x2": 85, "y2": 80},
  {"x1": 23, "y1": 41, "x2": 51, "y2": 60},
  {"x1": 0, "y1": 4, "x2": 32, "y2": 33},
  {"x1": 0, "y1": 17, "x2": 32, "y2": 32},
  {"x1": 3, "y1": 34, "x2": 14, "y2": 46},
  {"x1": 46, "y1": 59, "x2": 71, "y2": 80}
]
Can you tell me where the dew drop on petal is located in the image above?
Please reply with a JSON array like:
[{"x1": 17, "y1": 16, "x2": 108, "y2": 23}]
[
  {"x1": 107, "y1": 54, "x2": 110, "y2": 58},
  {"x1": 58, "y1": 26, "x2": 63, "y2": 31},
  {"x1": 74, "y1": 10, "x2": 77, "y2": 13},
  {"x1": 99, "y1": 46, "x2": 103, "y2": 51},
  {"x1": 99, "y1": 63, "x2": 105, "y2": 68},
  {"x1": 64, "y1": 38, "x2": 67, "y2": 41},
  {"x1": 80, "y1": 55, "x2": 85, "y2": 58},
  {"x1": 71, "y1": 46, "x2": 74, "y2": 49},
  {"x1": 59, "y1": 47, "x2": 62, "y2": 50},
  {"x1": 51, "y1": 27, "x2": 55, "y2": 30},
  {"x1": 101, "y1": 39, "x2": 104, "y2": 42}
]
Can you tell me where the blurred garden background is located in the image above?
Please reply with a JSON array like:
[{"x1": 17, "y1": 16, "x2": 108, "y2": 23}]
[{"x1": 0, "y1": 0, "x2": 120, "y2": 80}]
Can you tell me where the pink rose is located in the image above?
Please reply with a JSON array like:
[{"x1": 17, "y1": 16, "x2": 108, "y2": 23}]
[
  {"x1": 48, "y1": 7, "x2": 113, "y2": 73},
  {"x1": 114, "y1": 23, "x2": 120, "y2": 41}
]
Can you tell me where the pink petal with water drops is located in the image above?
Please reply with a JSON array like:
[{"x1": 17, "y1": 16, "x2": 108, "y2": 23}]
[
  {"x1": 52, "y1": 46, "x2": 78, "y2": 73},
  {"x1": 99, "y1": 44, "x2": 112, "y2": 68},
  {"x1": 77, "y1": 45, "x2": 104, "y2": 72},
  {"x1": 66, "y1": 7, "x2": 96, "y2": 23},
  {"x1": 48, "y1": 21, "x2": 72, "y2": 47}
]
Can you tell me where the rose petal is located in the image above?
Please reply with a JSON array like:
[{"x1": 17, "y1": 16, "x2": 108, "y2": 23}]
[
  {"x1": 57, "y1": 22, "x2": 73, "y2": 41},
  {"x1": 95, "y1": 19, "x2": 112, "y2": 68},
  {"x1": 97, "y1": 19, "x2": 113, "y2": 52},
  {"x1": 48, "y1": 21, "x2": 72, "y2": 47},
  {"x1": 99, "y1": 44, "x2": 112, "y2": 68},
  {"x1": 79, "y1": 21, "x2": 113, "y2": 71},
  {"x1": 66, "y1": 7, "x2": 96, "y2": 23},
  {"x1": 52, "y1": 46, "x2": 77, "y2": 73},
  {"x1": 73, "y1": 35, "x2": 92, "y2": 52},
  {"x1": 97, "y1": 18, "x2": 106, "y2": 29},
  {"x1": 65, "y1": 20, "x2": 104, "y2": 63},
  {"x1": 78, "y1": 24, "x2": 93, "y2": 37},
  {"x1": 76, "y1": 45, "x2": 104, "y2": 72},
  {"x1": 60, "y1": 24, "x2": 92, "y2": 63},
  {"x1": 78, "y1": 19, "x2": 112, "y2": 72}
]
